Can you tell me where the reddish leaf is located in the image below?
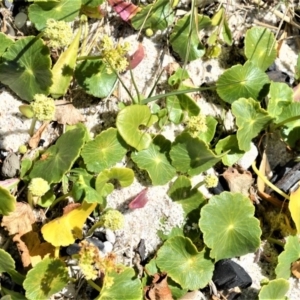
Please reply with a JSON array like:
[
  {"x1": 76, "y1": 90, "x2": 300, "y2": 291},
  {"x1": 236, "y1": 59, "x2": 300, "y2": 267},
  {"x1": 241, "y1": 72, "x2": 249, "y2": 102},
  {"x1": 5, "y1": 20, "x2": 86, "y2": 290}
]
[
  {"x1": 127, "y1": 43, "x2": 145, "y2": 70},
  {"x1": 108, "y1": 0, "x2": 141, "y2": 22},
  {"x1": 129, "y1": 188, "x2": 148, "y2": 209}
]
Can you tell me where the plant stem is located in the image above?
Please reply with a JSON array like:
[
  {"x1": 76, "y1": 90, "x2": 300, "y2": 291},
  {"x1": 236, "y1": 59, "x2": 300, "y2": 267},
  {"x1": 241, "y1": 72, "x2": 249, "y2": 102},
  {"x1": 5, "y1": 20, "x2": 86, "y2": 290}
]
[
  {"x1": 273, "y1": 115, "x2": 300, "y2": 129},
  {"x1": 266, "y1": 237, "x2": 285, "y2": 248},
  {"x1": 252, "y1": 161, "x2": 290, "y2": 200},
  {"x1": 193, "y1": 181, "x2": 205, "y2": 190},
  {"x1": 87, "y1": 280, "x2": 102, "y2": 293},
  {"x1": 27, "y1": 190, "x2": 34, "y2": 208},
  {"x1": 86, "y1": 220, "x2": 103, "y2": 237},
  {"x1": 29, "y1": 117, "x2": 37, "y2": 136},
  {"x1": 50, "y1": 192, "x2": 72, "y2": 208},
  {"x1": 129, "y1": 67, "x2": 141, "y2": 103}
]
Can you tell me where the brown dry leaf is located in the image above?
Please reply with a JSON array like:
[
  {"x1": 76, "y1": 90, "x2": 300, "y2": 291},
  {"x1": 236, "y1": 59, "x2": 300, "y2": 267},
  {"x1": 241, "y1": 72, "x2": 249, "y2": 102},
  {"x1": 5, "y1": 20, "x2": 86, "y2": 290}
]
[
  {"x1": 292, "y1": 261, "x2": 300, "y2": 278},
  {"x1": 257, "y1": 151, "x2": 272, "y2": 193},
  {"x1": 29, "y1": 121, "x2": 49, "y2": 149},
  {"x1": 63, "y1": 202, "x2": 81, "y2": 215},
  {"x1": 145, "y1": 273, "x2": 173, "y2": 300},
  {"x1": 1, "y1": 202, "x2": 35, "y2": 235},
  {"x1": 54, "y1": 99, "x2": 85, "y2": 125},
  {"x1": 223, "y1": 167, "x2": 254, "y2": 196},
  {"x1": 13, "y1": 231, "x2": 55, "y2": 268}
]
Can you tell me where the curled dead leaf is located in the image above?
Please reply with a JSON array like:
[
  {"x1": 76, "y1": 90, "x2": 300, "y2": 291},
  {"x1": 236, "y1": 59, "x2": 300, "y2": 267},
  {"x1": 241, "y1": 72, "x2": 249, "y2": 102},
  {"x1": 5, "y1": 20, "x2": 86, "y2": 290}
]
[
  {"x1": 29, "y1": 121, "x2": 49, "y2": 149},
  {"x1": 292, "y1": 261, "x2": 300, "y2": 279},
  {"x1": 54, "y1": 100, "x2": 85, "y2": 125},
  {"x1": 1, "y1": 202, "x2": 35, "y2": 236},
  {"x1": 145, "y1": 273, "x2": 173, "y2": 300}
]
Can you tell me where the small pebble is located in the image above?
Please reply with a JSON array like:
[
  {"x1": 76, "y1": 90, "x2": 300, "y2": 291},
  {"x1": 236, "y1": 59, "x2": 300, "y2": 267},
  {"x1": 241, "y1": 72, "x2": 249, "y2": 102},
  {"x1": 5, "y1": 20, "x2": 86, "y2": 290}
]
[
  {"x1": 105, "y1": 229, "x2": 116, "y2": 244},
  {"x1": 1, "y1": 152, "x2": 20, "y2": 178},
  {"x1": 86, "y1": 237, "x2": 104, "y2": 251},
  {"x1": 102, "y1": 241, "x2": 113, "y2": 254}
]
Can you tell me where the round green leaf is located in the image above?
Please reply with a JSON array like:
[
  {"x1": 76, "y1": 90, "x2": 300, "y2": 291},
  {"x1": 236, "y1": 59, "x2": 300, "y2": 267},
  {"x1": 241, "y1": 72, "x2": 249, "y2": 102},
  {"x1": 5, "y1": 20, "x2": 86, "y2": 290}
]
[
  {"x1": 24, "y1": 258, "x2": 69, "y2": 300},
  {"x1": 99, "y1": 267, "x2": 142, "y2": 300},
  {"x1": 275, "y1": 235, "x2": 300, "y2": 279},
  {"x1": 216, "y1": 61, "x2": 270, "y2": 104},
  {"x1": 28, "y1": 0, "x2": 81, "y2": 30},
  {"x1": 29, "y1": 126, "x2": 86, "y2": 183},
  {"x1": 74, "y1": 59, "x2": 117, "y2": 98},
  {"x1": 245, "y1": 27, "x2": 276, "y2": 71},
  {"x1": 156, "y1": 236, "x2": 214, "y2": 290},
  {"x1": 82, "y1": 0, "x2": 104, "y2": 6},
  {"x1": 0, "y1": 36, "x2": 52, "y2": 102},
  {"x1": 81, "y1": 128, "x2": 127, "y2": 173},
  {"x1": 0, "y1": 186, "x2": 16, "y2": 215},
  {"x1": 199, "y1": 192, "x2": 261, "y2": 261},
  {"x1": 116, "y1": 105, "x2": 158, "y2": 151},
  {"x1": 131, "y1": 0, "x2": 174, "y2": 31},
  {"x1": 215, "y1": 135, "x2": 245, "y2": 166},
  {"x1": 0, "y1": 33, "x2": 14, "y2": 56},
  {"x1": 232, "y1": 98, "x2": 273, "y2": 151},
  {"x1": 170, "y1": 13, "x2": 211, "y2": 61},
  {"x1": 131, "y1": 135, "x2": 176, "y2": 185},
  {"x1": 258, "y1": 279, "x2": 289, "y2": 300},
  {"x1": 170, "y1": 132, "x2": 223, "y2": 176}
]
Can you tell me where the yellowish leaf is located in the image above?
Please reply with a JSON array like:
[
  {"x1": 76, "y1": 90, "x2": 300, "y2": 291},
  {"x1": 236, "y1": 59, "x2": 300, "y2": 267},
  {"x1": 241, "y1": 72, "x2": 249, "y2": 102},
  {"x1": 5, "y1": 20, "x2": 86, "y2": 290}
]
[
  {"x1": 41, "y1": 201, "x2": 97, "y2": 247},
  {"x1": 289, "y1": 186, "x2": 300, "y2": 234}
]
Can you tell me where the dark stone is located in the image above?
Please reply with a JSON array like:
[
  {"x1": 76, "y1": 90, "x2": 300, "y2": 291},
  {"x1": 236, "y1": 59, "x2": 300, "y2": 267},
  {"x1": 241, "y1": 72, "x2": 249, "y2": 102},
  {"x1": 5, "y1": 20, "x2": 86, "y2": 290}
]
[
  {"x1": 92, "y1": 230, "x2": 106, "y2": 242},
  {"x1": 86, "y1": 237, "x2": 105, "y2": 250},
  {"x1": 66, "y1": 243, "x2": 81, "y2": 255},
  {"x1": 212, "y1": 259, "x2": 252, "y2": 290}
]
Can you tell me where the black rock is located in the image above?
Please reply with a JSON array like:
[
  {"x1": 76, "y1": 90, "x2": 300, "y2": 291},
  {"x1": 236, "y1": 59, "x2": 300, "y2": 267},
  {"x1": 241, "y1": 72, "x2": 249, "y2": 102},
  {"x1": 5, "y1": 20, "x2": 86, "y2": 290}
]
[
  {"x1": 212, "y1": 259, "x2": 252, "y2": 290},
  {"x1": 66, "y1": 243, "x2": 81, "y2": 255},
  {"x1": 86, "y1": 237, "x2": 105, "y2": 250},
  {"x1": 92, "y1": 230, "x2": 106, "y2": 242}
]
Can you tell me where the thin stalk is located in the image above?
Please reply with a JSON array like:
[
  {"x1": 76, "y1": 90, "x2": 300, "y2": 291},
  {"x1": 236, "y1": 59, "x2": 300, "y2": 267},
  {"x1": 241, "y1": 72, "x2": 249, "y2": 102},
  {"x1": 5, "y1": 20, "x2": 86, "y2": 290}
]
[
  {"x1": 50, "y1": 192, "x2": 72, "y2": 208},
  {"x1": 266, "y1": 237, "x2": 285, "y2": 248},
  {"x1": 141, "y1": 86, "x2": 215, "y2": 104},
  {"x1": 252, "y1": 161, "x2": 290, "y2": 200},
  {"x1": 29, "y1": 117, "x2": 37, "y2": 136},
  {"x1": 273, "y1": 115, "x2": 300, "y2": 129},
  {"x1": 87, "y1": 280, "x2": 102, "y2": 293},
  {"x1": 129, "y1": 67, "x2": 141, "y2": 103},
  {"x1": 27, "y1": 190, "x2": 34, "y2": 208},
  {"x1": 114, "y1": 71, "x2": 135, "y2": 103}
]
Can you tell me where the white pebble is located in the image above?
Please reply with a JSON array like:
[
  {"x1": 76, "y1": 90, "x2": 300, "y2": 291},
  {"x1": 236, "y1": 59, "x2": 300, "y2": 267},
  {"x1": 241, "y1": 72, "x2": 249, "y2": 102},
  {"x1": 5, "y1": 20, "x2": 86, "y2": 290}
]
[
  {"x1": 102, "y1": 241, "x2": 113, "y2": 254},
  {"x1": 237, "y1": 142, "x2": 258, "y2": 170},
  {"x1": 105, "y1": 229, "x2": 116, "y2": 244}
]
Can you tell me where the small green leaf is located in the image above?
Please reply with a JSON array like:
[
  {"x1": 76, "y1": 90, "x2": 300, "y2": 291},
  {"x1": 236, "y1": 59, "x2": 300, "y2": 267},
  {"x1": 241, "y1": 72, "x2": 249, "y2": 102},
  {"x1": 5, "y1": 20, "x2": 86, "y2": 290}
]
[
  {"x1": 50, "y1": 24, "x2": 81, "y2": 98},
  {"x1": 81, "y1": 128, "x2": 127, "y2": 173},
  {"x1": 131, "y1": 0, "x2": 174, "y2": 32},
  {"x1": 70, "y1": 168, "x2": 102, "y2": 203},
  {"x1": 1, "y1": 287, "x2": 27, "y2": 300},
  {"x1": 198, "y1": 116, "x2": 217, "y2": 144},
  {"x1": 131, "y1": 135, "x2": 176, "y2": 185},
  {"x1": 74, "y1": 59, "x2": 117, "y2": 98},
  {"x1": 116, "y1": 105, "x2": 158, "y2": 151},
  {"x1": 258, "y1": 279, "x2": 289, "y2": 300},
  {"x1": 199, "y1": 192, "x2": 261, "y2": 261},
  {"x1": 222, "y1": 19, "x2": 233, "y2": 45},
  {"x1": 166, "y1": 96, "x2": 183, "y2": 124},
  {"x1": 28, "y1": 0, "x2": 81, "y2": 30},
  {"x1": 275, "y1": 236, "x2": 300, "y2": 279},
  {"x1": 170, "y1": 132, "x2": 223, "y2": 176},
  {"x1": 0, "y1": 37, "x2": 52, "y2": 102},
  {"x1": 216, "y1": 61, "x2": 270, "y2": 104},
  {"x1": 0, "y1": 186, "x2": 16, "y2": 216},
  {"x1": 267, "y1": 81, "x2": 293, "y2": 120},
  {"x1": 168, "y1": 175, "x2": 205, "y2": 216},
  {"x1": 245, "y1": 27, "x2": 276, "y2": 71},
  {"x1": 20, "y1": 158, "x2": 32, "y2": 180},
  {"x1": 232, "y1": 98, "x2": 273, "y2": 151},
  {"x1": 170, "y1": 13, "x2": 211, "y2": 61},
  {"x1": 24, "y1": 258, "x2": 69, "y2": 300},
  {"x1": 0, "y1": 249, "x2": 24, "y2": 286},
  {"x1": 95, "y1": 167, "x2": 134, "y2": 205},
  {"x1": 215, "y1": 135, "x2": 245, "y2": 166},
  {"x1": 0, "y1": 33, "x2": 14, "y2": 56},
  {"x1": 98, "y1": 267, "x2": 142, "y2": 300},
  {"x1": 29, "y1": 126, "x2": 86, "y2": 183},
  {"x1": 81, "y1": 0, "x2": 104, "y2": 6},
  {"x1": 168, "y1": 68, "x2": 189, "y2": 86},
  {"x1": 156, "y1": 236, "x2": 214, "y2": 290}
]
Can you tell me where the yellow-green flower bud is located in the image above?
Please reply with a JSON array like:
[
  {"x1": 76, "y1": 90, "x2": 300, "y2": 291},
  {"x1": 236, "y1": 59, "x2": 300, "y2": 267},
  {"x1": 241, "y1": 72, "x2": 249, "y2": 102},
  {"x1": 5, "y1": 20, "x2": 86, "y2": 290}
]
[
  {"x1": 31, "y1": 94, "x2": 56, "y2": 121},
  {"x1": 18, "y1": 145, "x2": 27, "y2": 154},
  {"x1": 28, "y1": 177, "x2": 50, "y2": 196},
  {"x1": 204, "y1": 174, "x2": 218, "y2": 188},
  {"x1": 101, "y1": 209, "x2": 124, "y2": 231},
  {"x1": 43, "y1": 19, "x2": 73, "y2": 49},
  {"x1": 187, "y1": 114, "x2": 207, "y2": 137}
]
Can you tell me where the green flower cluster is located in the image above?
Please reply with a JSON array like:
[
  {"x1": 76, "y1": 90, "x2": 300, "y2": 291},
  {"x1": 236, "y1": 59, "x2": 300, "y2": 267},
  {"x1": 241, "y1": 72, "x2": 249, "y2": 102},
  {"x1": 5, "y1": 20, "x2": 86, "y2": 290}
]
[
  {"x1": 186, "y1": 114, "x2": 207, "y2": 137},
  {"x1": 204, "y1": 174, "x2": 218, "y2": 188},
  {"x1": 28, "y1": 177, "x2": 50, "y2": 196},
  {"x1": 31, "y1": 94, "x2": 56, "y2": 121},
  {"x1": 101, "y1": 209, "x2": 124, "y2": 231},
  {"x1": 43, "y1": 19, "x2": 73, "y2": 49},
  {"x1": 99, "y1": 35, "x2": 130, "y2": 74}
]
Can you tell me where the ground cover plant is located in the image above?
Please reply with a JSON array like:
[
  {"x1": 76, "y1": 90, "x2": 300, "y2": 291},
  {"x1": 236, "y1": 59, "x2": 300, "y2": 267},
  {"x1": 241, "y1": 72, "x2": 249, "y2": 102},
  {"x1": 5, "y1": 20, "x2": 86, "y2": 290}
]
[{"x1": 1, "y1": 0, "x2": 300, "y2": 299}]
